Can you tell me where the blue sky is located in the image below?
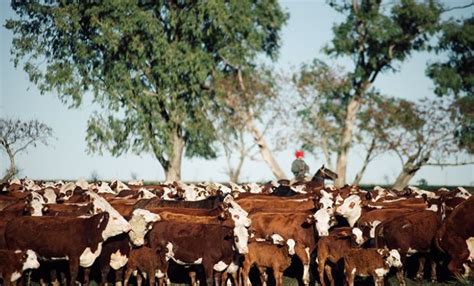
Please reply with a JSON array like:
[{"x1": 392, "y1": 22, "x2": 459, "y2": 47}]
[{"x1": 1, "y1": 1, "x2": 473, "y2": 185}]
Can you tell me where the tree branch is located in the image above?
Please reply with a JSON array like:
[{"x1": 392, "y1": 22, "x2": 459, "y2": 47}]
[
  {"x1": 425, "y1": 161, "x2": 474, "y2": 167},
  {"x1": 441, "y1": 2, "x2": 474, "y2": 13}
]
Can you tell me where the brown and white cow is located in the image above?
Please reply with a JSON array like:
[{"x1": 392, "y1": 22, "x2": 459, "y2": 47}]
[
  {"x1": 241, "y1": 240, "x2": 293, "y2": 286},
  {"x1": 148, "y1": 221, "x2": 238, "y2": 285},
  {"x1": 248, "y1": 211, "x2": 315, "y2": 285},
  {"x1": 5, "y1": 213, "x2": 109, "y2": 286},
  {"x1": 124, "y1": 246, "x2": 168, "y2": 286},
  {"x1": 316, "y1": 227, "x2": 366, "y2": 286},
  {"x1": 343, "y1": 248, "x2": 403, "y2": 286},
  {"x1": 0, "y1": 249, "x2": 40, "y2": 286},
  {"x1": 375, "y1": 210, "x2": 441, "y2": 284},
  {"x1": 435, "y1": 196, "x2": 474, "y2": 278}
]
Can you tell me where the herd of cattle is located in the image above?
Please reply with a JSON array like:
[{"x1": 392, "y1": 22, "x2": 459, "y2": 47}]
[{"x1": 0, "y1": 178, "x2": 472, "y2": 286}]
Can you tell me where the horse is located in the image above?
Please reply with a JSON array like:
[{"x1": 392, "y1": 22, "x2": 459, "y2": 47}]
[
  {"x1": 272, "y1": 165, "x2": 338, "y2": 197},
  {"x1": 310, "y1": 165, "x2": 338, "y2": 186}
]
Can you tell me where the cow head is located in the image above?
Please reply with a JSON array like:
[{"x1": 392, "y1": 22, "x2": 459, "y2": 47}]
[
  {"x1": 223, "y1": 195, "x2": 251, "y2": 228},
  {"x1": 318, "y1": 189, "x2": 335, "y2": 211},
  {"x1": 454, "y1": 187, "x2": 471, "y2": 200},
  {"x1": 86, "y1": 191, "x2": 131, "y2": 240},
  {"x1": 232, "y1": 225, "x2": 249, "y2": 254},
  {"x1": 334, "y1": 195, "x2": 362, "y2": 227},
  {"x1": 19, "y1": 249, "x2": 40, "y2": 271},
  {"x1": 128, "y1": 209, "x2": 161, "y2": 246},
  {"x1": 308, "y1": 208, "x2": 337, "y2": 236},
  {"x1": 378, "y1": 248, "x2": 403, "y2": 268},
  {"x1": 24, "y1": 191, "x2": 46, "y2": 216}
]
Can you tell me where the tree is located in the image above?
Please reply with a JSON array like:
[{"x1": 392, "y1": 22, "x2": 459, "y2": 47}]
[
  {"x1": 426, "y1": 16, "x2": 474, "y2": 153},
  {"x1": 358, "y1": 97, "x2": 468, "y2": 190},
  {"x1": 5, "y1": 0, "x2": 287, "y2": 181},
  {"x1": 0, "y1": 118, "x2": 53, "y2": 183},
  {"x1": 291, "y1": 59, "x2": 351, "y2": 170},
  {"x1": 325, "y1": 0, "x2": 441, "y2": 186},
  {"x1": 291, "y1": 61, "x2": 389, "y2": 185},
  {"x1": 214, "y1": 67, "x2": 285, "y2": 180},
  {"x1": 353, "y1": 93, "x2": 398, "y2": 185}
]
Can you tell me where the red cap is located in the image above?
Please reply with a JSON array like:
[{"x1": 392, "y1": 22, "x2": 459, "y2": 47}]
[{"x1": 295, "y1": 150, "x2": 304, "y2": 158}]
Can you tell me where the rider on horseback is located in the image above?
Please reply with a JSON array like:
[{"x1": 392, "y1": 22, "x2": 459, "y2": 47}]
[{"x1": 291, "y1": 150, "x2": 309, "y2": 181}]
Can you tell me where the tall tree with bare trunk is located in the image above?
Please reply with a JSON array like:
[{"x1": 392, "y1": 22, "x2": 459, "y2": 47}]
[
  {"x1": 214, "y1": 67, "x2": 286, "y2": 180},
  {"x1": 0, "y1": 119, "x2": 53, "y2": 184},
  {"x1": 325, "y1": 0, "x2": 441, "y2": 186}
]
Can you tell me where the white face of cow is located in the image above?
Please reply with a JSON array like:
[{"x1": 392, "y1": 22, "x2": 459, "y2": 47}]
[
  {"x1": 29, "y1": 192, "x2": 46, "y2": 216},
  {"x1": 128, "y1": 209, "x2": 161, "y2": 246},
  {"x1": 456, "y1": 187, "x2": 471, "y2": 200},
  {"x1": 313, "y1": 208, "x2": 335, "y2": 236},
  {"x1": 86, "y1": 191, "x2": 131, "y2": 240},
  {"x1": 97, "y1": 183, "x2": 115, "y2": 194},
  {"x1": 42, "y1": 188, "x2": 57, "y2": 204},
  {"x1": 319, "y1": 191, "x2": 335, "y2": 211},
  {"x1": 233, "y1": 226, "x2": 249, "y2": 254},
  {"x1": 352, "y1": 227, "x2": 364, "y2": 245},
  {"x1": 59, "y1": 182, "x2": 76, "y2": 201},
  {"x1": 22, "y1": 250, "x2": 40, "y2": 271},
  {"x1": 227, "y1": 207, "x2": 251, "y2": 228},
  {"x1": 385, "y1": 249, "x2": 403, "y2": 268},
  {"x1": 335, "y1": 195, "x2": 362, "y2": 227}
]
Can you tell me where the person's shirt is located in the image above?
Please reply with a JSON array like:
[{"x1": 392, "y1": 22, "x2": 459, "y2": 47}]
[{"x1": 291, "y1": 158, "x2": 309, "y2": 180}]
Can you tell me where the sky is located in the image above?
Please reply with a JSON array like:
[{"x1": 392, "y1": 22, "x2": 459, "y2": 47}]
[{"x1": 1, "y1": 0, "x2": 473, "y2": 185}]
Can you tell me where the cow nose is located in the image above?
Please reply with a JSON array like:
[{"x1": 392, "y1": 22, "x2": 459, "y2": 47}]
[{"x1": 241, "y1": 246, "x2": 249, "y2": 254}]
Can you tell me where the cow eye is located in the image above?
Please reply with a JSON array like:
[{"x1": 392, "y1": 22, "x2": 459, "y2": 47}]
[{"x1": 234, "y1": 236, "x2": 239, "y2": 243}]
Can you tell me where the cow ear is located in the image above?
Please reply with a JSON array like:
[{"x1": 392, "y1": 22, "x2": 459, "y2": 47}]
[{"x1": 377, "y1": 247, "x2": 390, "y2": 258}]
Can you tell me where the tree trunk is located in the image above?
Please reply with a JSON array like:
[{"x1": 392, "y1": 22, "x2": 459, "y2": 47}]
[
  {"x1": 392, "y1": 166, "x2": 417, "y2": 191},
  {"x1": 320, "y1": 135, "x2": 334, "y2": 170},
  {"x1": 392, "y1": 154, "x2": 430, "y2": 190},
  {"x1": 1, "y1": 144, "x2": 17, "y2": 184},
  {"x1": 164, "y1": 131, "x2": 185, "y2": 182},
  {"x1": 352, "y1": 138, "x2": 376, "y2": 185},
  {"x1": 335, "y1": 97, "x2": 362, "y2": 187},
  {"x1": 230, "y1": 151, "x2": 245, "y2": 183},
  {"x1": 235, "y1": 68, "x2": 286, "y2": 180},
  {"x1": 247, "y1": 117, "x2": 286, "y2": 180}
]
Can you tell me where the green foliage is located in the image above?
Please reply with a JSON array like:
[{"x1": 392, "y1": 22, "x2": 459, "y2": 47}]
[
  {"x1": 292, "y1": 59, "x2": 351, "y2": 154},
  {"x1": 326, "y1": 0, "x2": 441, "y2": 90},
  {"x1": 426, "y1": 16, "x2": 473, "y2": 153},
  {"x1": 5, "y1": 0, "x2": 288, "y2": 173}
]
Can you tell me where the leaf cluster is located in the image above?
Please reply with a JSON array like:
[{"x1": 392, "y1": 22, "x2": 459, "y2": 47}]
[
  {"x1": 326, "y1": 0, "x2": 441, "y2": 90},
  {"x1": 5, "y1": 0, "x2": 288, "y2": 165},
  {"x1": 426, "y1": 16, "x2": 473, "y2": 153}
]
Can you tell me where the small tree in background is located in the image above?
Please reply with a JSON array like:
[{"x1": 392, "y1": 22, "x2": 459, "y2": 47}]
[
  {"x1": 0, "y1": 118, "x2": 53, "y2": 183},
  {"x1": 359, "y1": 97, "x2": 471, "y2": 190},
  {"x1": 89, "y1": 170, "x2": 100, "y2": 183}
]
